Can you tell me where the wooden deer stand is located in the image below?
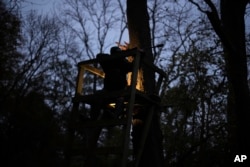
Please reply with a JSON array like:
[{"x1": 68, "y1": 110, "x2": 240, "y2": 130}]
[{"x1": 65, "y1": 48, "x2": 167, "y2": 167}]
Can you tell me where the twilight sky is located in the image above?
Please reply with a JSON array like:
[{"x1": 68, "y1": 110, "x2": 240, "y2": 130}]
[{"x1": 21, "y1": 0, "x2": 60, "y2": 15}]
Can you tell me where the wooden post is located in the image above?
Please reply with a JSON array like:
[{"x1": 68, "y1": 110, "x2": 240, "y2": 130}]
[{"x1": 76, "y1": 65, "x2": 85, "y2": 95}]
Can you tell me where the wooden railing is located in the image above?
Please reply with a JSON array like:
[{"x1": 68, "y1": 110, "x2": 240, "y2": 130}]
[{"x1": 75, "y1": 48, "x2": 166, "y2": 97}]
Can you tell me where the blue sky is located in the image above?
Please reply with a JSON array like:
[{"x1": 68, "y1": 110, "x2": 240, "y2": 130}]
[{"x1": 21, "y1": 0, "x2": 60, "y2": 14}]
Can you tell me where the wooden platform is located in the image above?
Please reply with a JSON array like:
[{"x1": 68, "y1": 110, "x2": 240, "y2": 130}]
[{"x1": 73, "y1": 88, "x2": 161, "y2": 106}]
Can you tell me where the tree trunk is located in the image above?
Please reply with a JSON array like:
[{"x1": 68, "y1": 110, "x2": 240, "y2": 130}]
[
  {"x1": 220, "y1": 0, "x2": 250, "y2": 157},
  {"x1": 127, "y1": 0, "x2": 155, "y2": 93},
  {"x1": 127, "y1": 0, "x2": 164, "y2": 166}
]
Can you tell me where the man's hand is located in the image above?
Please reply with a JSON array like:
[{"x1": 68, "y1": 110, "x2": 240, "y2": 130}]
[{"x1": 116, "y1": 41, "x2": 129, "y2": 50}]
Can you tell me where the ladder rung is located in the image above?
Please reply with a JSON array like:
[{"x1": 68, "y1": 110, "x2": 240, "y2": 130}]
[
  {"x1": 80, "y1": 118, "x2": 127, "y2": 128},
  {"x1": 70, "y1": 147, "x2": 132, "y2": 155},
  {"x1": 95, "y1": 147, "x2": 125, "y2": 154}
]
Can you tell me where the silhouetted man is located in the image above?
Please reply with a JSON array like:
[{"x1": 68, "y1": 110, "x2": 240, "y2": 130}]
[{"x1": 97, "y1": 47, "x2": 133, "y2": 118}]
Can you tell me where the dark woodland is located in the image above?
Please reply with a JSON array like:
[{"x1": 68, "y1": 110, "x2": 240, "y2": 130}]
[{"x1": 1, "y1": 0, "x2": 250, "y2": 167}]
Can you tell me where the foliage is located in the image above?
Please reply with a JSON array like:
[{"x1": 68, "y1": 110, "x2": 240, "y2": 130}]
[
  {"x1": 162, "y1": 47, "x2": 228, "y2": 166},
  {"x1": 0, "y1": 92, "x2": 62, "y2": 166},
  {"x1": 1, "y1": 0, "x2": 249, "y2": 166}
]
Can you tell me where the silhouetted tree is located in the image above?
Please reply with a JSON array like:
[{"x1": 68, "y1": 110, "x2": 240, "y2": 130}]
[
  {"x1": 189, "y1": 0, "x2": 250, "y2": 159},
  {"x1": 0, "y1": 0, "x2": 21, "y2": 100},
  {"x1": 0, "y1": 3, "x2": 65, "y2": 166}
]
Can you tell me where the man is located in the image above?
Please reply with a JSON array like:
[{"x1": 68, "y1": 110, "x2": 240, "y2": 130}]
[{"x1": 97, "y1": 46, "x2": 133, "y2": 118}]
